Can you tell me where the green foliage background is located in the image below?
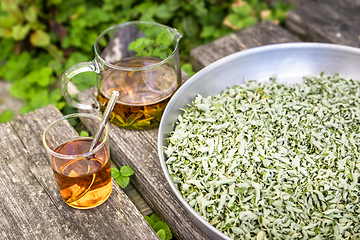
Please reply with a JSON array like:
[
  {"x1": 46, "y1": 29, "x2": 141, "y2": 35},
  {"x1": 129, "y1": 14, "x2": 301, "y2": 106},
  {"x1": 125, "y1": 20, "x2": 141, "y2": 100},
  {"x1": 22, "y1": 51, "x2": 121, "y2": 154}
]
[{"x1": 0, "y1": 0, "x2": 293, "y2": 122}]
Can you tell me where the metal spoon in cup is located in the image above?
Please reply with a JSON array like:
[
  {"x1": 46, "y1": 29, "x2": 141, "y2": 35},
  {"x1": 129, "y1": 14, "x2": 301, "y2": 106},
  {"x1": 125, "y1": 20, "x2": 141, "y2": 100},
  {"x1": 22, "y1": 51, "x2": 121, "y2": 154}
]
[{"x1": 89, "y1": 91, "x2": 119, "y2": 151}]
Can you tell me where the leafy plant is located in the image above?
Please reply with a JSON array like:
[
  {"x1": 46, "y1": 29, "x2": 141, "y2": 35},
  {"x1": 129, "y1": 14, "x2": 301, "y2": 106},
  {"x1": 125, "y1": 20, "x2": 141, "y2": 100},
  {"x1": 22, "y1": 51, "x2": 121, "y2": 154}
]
[
  {"x1": 0, "y1": 0, "x2": 293, "y2": 122},
  {"x1": 1, "y1": 1, "x2": 63, "y2": 114},
  {"x1": 79, "y1": 130, "x2": 89, "y2": 137},
  {"x1": 0, "y1": 0, "x2": 119, "y2": 117},
  {"x1": 111, "y1": 166, "x2": 135, "y2": 188},
  {"x1": 129, "y1": 25, "x2": 174, "y2": 59},
  {"x1": 144, "y1": 213, "x2": 172, "y2": 240},
  {"x1": 0, "y1": 110, "x2": 14, "y2": 123}
]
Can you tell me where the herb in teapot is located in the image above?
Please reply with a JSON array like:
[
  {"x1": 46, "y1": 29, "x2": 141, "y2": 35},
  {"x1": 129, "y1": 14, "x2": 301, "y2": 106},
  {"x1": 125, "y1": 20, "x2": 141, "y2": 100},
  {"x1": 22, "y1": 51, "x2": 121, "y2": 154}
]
[{"x1": 97, "y1": 56, "x2": 179, "y2": 130}]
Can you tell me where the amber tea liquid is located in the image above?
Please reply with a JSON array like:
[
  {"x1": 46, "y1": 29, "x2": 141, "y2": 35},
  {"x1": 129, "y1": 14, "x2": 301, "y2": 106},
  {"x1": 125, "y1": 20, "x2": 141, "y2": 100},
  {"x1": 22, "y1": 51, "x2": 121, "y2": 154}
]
[
  {"x1": 52, "y1": 138, "x2": 112, "y2": 209},
  {"x1": 97, "y1": 56, "x2": 180, "y2": 130}
]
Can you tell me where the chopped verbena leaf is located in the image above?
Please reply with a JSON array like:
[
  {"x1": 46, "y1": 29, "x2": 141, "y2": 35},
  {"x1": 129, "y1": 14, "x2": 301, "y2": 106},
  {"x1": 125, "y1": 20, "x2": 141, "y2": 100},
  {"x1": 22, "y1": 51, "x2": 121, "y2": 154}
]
[{"x1": 165, "y1": 73, "x2": 360, "y2": 239}]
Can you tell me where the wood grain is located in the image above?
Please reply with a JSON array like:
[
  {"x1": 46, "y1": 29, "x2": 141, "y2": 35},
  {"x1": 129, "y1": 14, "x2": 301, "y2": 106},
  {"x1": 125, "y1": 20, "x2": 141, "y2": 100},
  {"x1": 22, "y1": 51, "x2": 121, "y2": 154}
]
[
  {"x1": 78, "y1": 88, "x2": 210, "y2": 240},
  {"x1": 0, "y1": 122, "x2": 81, "y2": 240},
  {"x1": 286, "y1": 0, "x2": 360, "y2": 47},
  {"x1": 0, "y1": 106, "x2": 159, "y2": 240},
  {"x1": 121, "y1": 173, "x2": 154, "y2": 216},
  {"x1": 190, "y1": 21, "x2": 299, "y2": 71}
]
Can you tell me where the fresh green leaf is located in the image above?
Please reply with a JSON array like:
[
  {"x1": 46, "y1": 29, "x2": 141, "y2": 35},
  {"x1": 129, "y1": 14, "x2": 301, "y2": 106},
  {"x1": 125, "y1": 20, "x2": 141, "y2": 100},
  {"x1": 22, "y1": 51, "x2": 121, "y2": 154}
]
[
  {"x1": 155, "y1": 4, "x2": 173, "y2": 20},
  {"x1": 29, "y1": 66, "x2": 54, "y2": 86},
  {"x1": 156, "y1": 229, "x2": 166, "y2": 240},
  {"x1": 49, "y1": 89, "x2": 62, "y2": 105},
  {"x1": 56, "y1": 101, "x2": 66, "y2": 110},
  {"x1": 152, "y1": 221, "x2": 172, "y2": 240},
  {"x1": 120, "y1": 166, "x2": 135, "y2": 177},
  {"x1": 112, "y1": 166, "x2": 134, "y2": 188},
  {"x1": 200, "y1": 25, "x2": 216, "y2": 38},
  {"x1": 30, "y1": 29, "x2": 50, "y2": 47},
  {"x1": 111, "y1": 168, "x2": 120, "y2": 179},
  {"x1": 145, "y1": 213, "x2": 172, "y2": 240},
  {"x1": 10, "y1": 78, "x2": 31, "y2": 99},
  {"x1": 0, "y1": 38, "x2": 14, "y2": 61},
  {"x1": 232, "y1": 2, "x2": 252, "y2": 17},
  {"x1": 79, "y1": 131, "x2": 89, "y2": 137},
  {"x1": 115, "y1": 175, "x2": 130, "y2": 188},
  {"x1": 30, "y1": 89, "x2": 49, "y2": 109},
  {"x1": 144, "y1": 215, "x2": 156, "y2": 227},
  {"x1": 181, "y1": 63, "x2": 195, "y2": 76},
  {"x1": 24, "y1": 6, "x2": 37, "y2": 23},
  {"x1": 0, "y1": 110, "x2": 14, "y2": 123},
  {"x1": 149, "y1": 213, "x2": 162, "y2": 223},
  {"x1": 12, "y1": 24, "x2": 31, "y2": 40}
]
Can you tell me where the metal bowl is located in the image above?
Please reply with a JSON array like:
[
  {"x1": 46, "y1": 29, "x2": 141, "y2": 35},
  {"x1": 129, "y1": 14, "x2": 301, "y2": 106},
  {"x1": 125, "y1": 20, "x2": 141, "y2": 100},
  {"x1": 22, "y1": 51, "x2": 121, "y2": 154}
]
[{"x1": 157, "y1": 42, "x2": 360, "y2": 240}]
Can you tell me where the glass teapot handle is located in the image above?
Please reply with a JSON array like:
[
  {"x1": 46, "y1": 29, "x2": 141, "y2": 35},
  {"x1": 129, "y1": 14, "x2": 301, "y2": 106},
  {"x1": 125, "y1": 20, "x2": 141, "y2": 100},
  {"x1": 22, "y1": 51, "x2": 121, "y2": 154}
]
[{"x1": 61, "y1": 61, "x2": 99, "y2": 110}]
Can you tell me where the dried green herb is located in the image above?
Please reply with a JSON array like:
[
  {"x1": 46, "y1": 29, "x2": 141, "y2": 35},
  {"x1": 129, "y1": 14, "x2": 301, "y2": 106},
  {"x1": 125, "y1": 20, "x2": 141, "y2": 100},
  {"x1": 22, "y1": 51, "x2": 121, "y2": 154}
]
[{"x1": 165, "y1": 73, "x2": 360, "y2": 239}]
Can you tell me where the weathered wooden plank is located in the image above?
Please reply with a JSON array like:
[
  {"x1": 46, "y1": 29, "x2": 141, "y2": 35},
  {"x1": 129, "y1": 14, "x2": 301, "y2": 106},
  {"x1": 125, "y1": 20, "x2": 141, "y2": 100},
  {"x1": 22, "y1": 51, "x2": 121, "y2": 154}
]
[
  {"x1": 111, "y1": 158, "x2": 154, "y2": 216},
  {"x1": 0, "y1": 122, "x2": 81, "y2": 240},
  {"x1": 78, "y1": 88, "x2": 210, "y2": 240},
  {"x1": 190, "y1": 21, "x2": 300, "y2": 71},
  {"x1": 122, "y1": 182, "x2": 154, "y2": 216},
  {"x1": 6, "y1": 106, "x2": 159, "y2": 240},
  {"x1": 286, "y1": 0, "x2": 360, "y2": 47}
]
